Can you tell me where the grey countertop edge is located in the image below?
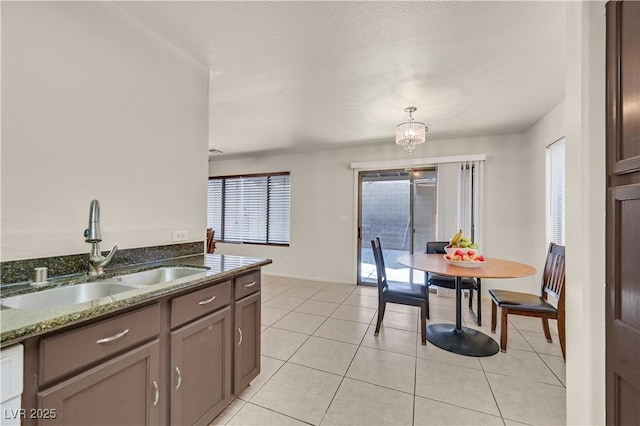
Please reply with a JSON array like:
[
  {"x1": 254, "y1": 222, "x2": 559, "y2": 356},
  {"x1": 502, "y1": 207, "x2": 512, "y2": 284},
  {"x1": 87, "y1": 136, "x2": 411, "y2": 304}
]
[{"x1": 0, "y1": 255, "x2": 272, "y2": 347}]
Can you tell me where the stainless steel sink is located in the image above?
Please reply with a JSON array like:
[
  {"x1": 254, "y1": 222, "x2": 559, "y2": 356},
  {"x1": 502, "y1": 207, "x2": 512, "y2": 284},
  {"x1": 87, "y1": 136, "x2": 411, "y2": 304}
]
[
  {"x1": 0, "y1": 282, "x2": 138, "y2": 310},
  {"x1": 114, "y1": 267, "x2": 205, "y2": 287},
  {"x1": 0, "y1": 267, "x2": 205, "y2": 310}
]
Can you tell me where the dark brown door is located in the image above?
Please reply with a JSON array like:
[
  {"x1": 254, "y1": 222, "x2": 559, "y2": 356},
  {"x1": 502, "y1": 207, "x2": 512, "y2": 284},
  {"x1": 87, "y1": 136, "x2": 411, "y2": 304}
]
[
  {"x1": 234, "y1": 291, "x2": 261, "y2": 394},
  {"x1": 606, "y1": 2, "x2": 640, "y2": 424},
  {"x1": 38, "y1": 340, "x2": 161, "y2": 426},
  {"x1": 170, "y1": 307, "x2": 232, "y2": 426}
]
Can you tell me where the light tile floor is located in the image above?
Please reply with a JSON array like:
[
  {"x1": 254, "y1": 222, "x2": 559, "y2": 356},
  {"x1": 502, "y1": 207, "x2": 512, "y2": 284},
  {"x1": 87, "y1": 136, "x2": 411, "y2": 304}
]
[{"x1": 211, "y1": 275, "x2": 566, "y2": 426}]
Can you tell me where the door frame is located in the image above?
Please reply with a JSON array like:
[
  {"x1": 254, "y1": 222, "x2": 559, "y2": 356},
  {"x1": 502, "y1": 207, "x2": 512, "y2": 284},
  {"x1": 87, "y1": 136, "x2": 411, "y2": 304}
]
[{"x1": 356, "y1": 167, "x2": 436, "y2": 286}]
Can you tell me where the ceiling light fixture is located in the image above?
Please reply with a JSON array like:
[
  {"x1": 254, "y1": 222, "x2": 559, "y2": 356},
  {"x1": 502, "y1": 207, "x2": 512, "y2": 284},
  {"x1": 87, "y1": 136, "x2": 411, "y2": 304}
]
[{"x1": 396, "y1": 106, "x2": 429, "y2": 155}]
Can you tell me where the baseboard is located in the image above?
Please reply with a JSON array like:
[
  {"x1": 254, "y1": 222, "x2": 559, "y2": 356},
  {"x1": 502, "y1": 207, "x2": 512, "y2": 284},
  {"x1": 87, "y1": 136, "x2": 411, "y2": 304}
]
[
  {"x1": 261, "y1": 272, "x2": 355, "y2": 285},
  {"x1": 435, "y1": 288, "x2": 493, "y2": 302}
]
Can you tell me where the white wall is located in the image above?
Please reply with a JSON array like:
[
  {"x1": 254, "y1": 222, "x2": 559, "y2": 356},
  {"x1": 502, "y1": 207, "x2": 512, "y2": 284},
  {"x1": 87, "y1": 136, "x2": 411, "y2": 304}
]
[
  {"x1": 0, "y1": 1, "x2": 607, "y2": 421},
  {"x1": 564, "y1": 1, "x2": 606, "y2": 424},
  {"x1": 210, "y1": 133, "x2": 536, "y2": 292},
  {"x1": 523, "y1": 101, "x2": 566, "y2": 289},
  {"x1": 1, "y1": 2, "x2": 210, "y2": 261}
]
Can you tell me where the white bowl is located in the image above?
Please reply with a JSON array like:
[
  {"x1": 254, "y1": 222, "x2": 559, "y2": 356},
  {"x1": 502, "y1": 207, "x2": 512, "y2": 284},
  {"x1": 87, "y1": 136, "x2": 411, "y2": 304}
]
[
  {"x1": 444, "y1": 246, "x2": 479, "y2": 256},
  {"x1": 443, "y1": 255, "x2": 486, "y2": 268}
]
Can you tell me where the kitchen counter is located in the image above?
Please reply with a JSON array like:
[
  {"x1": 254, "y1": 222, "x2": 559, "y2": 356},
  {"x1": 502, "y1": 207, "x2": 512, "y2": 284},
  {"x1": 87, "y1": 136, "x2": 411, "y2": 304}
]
[{"x1": 0, "y1": 254, "x2": 271, "y2": 347}]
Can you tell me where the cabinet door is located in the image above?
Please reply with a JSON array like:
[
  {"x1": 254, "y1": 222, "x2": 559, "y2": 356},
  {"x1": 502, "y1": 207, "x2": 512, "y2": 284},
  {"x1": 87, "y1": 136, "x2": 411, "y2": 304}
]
[
  {"x1": 606, "y1": 3, "x2": 640, "y2": 424},
  {"x1": 38, "y1": 340, "x2": 160, "y2": 426},
  {"x1": 171, "y1": 307, "x2": 232, "y2": 426},
  {"x1": 234, "y1": 291, "x2": 261, "y2": 394}
]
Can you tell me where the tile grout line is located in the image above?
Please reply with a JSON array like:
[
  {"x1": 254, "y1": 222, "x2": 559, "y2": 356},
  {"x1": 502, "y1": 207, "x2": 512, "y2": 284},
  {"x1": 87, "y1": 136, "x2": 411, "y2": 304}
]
[
  {"x1": 412, "y1": 326, "x2": 419, "y2": 426},
  {"x1": 235, "y1": 356, "x2": 288, "y2": 403},
  {"x1": 254, "y1": 276, "x2": 367, "y2": 424},
  {"x1": 334, "y1": 375, "x2": 417, "y2": 399},
  {"x1": 478, "y1": 367, "x2": 566, "y2": 388},
  {"x1": 516, "y1": 327, "x2": 566, "y2": 388},
  {"x1": 478, "y1": 319, "x2": 566, "y2": 426},
  {"x1": 536, "y1": 354, "x2": 567, "y2": 388},
  {"x1": 234, "y1": 400, "x2": 315, "y2": 426},
  {"x1": 240, "y1": 317, "x2": 324, "y2": 423},
  {"x1": 316, "y1": 304, "x2": 372, "y2": 426},
  {"x1": 260, "y1": 278, "x2": 564, "y2": 425},
  {"x1": 478, "y1": 355, "x2": 507, "y2": 426},
  {"x1": 264, "y1": 291, "x2": 381, "y2": 350},
  {"x1": 508, "y1": 325, "x2": 566, "y2": 388},
  {"x1": 217, "y1": 399, "x2": 246, "y2": 425},
  {"x1": 414, "y1": 393, "x2": 509, "y2": 423}
]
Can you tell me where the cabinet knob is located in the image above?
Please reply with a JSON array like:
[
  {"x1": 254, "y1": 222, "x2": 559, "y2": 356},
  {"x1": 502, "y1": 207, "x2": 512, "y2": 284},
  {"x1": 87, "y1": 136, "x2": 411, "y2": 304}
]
[{"x1": 237, "y1": 328, "x2": 243, "y2": 345}]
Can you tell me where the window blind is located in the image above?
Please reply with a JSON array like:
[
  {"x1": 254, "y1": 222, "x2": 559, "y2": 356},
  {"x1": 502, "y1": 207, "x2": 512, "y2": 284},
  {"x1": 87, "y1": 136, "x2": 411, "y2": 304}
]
[
  {"x1": 208, "y1": 173, "x2": 290, "y2": 245},
  {"x1": 548, "y1": 139, "x2": 565, "y2": 246},
  {"x1": 268, "y1": 174, "x2": 291, "y2": 244},
  {"x1": 207, "y1": 179, "x2": 222, "y2": 237}
]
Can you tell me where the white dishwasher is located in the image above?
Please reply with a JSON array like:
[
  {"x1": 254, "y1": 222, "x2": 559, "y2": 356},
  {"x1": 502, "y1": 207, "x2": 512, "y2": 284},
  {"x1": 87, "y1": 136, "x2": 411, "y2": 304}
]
[{"x1": 1, "y1": 344, "x2": 24, "y2": 426}]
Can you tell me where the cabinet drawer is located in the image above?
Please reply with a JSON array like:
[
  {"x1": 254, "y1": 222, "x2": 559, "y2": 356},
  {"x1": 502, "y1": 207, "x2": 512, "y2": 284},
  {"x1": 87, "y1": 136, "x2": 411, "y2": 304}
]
[
  {"x1": 40, "y1": 304, "x2": 160, "y2": 386},
  {"x1": 171, "y1": 281, "x2": 231, "y2": 329},
  {"x1": 234, "y1": 271, "x2": 261, "y2": 300}
]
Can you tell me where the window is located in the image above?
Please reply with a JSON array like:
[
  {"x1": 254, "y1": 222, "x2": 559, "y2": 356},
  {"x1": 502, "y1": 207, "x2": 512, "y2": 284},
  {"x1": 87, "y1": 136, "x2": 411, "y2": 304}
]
[
  {"x1": 547, "y1": 138, "x2": 565, "y2": 245},
  {"x1": 208, "y1": 172, "x2": 290, "y2": 245}
]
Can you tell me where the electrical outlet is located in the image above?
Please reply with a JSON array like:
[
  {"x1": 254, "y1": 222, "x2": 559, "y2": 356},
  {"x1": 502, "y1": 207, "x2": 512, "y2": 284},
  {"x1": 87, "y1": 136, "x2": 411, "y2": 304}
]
[{"x1": 173, "y1": 230, "x2": 188, "y2": 242}]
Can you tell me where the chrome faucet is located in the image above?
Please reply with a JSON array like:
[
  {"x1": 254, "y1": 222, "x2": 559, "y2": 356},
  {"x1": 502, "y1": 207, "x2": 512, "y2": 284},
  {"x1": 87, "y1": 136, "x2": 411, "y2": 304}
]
[{"x1": 84, "y1": 199, "x2": 118, "y2": 276}]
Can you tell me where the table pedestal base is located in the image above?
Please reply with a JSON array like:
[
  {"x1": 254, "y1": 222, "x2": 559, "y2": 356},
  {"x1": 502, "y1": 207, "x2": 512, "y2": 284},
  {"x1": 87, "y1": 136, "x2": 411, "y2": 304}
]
[{"x1": 427, "y1": 324, "x2": 499, "y2": 357}]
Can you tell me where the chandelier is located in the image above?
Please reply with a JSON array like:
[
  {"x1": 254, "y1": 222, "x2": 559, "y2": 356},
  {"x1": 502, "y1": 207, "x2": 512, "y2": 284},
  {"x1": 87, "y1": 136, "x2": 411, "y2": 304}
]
[{"x1": 396, "y1": 106, "x2": 429, "y2": 154}]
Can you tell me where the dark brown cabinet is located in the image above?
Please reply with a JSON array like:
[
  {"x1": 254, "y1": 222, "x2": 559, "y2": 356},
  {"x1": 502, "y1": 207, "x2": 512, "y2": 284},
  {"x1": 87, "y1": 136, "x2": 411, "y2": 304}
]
[
  {"x1": 23, "y1": 268, "x2": 263, "y2": 426},
  {"x1": 170, "y1": 307, "x2": 232, "y2": 425},
  {"x1": 36, "y1": 304, "x2": 161, "y2": 425},
  {"x1": 234, "y1": 291, "x2": 261, "y2": 394},
  {"x1": 170, "y1": 281, "x2": 231, "y2": 329},
  {"x1": 38, "y1": 339, "x2": 161, "y2": 426},
  {"x1": 38, "y1": 304, "x2": 161, "y2": 387},
  {"x1": 606, "y1": 2, "x2": 640, "y2": 424}
]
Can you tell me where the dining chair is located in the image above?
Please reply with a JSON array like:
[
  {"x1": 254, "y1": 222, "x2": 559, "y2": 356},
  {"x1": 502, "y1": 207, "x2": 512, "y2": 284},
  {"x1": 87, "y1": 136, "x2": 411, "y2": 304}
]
[
  {"x1": 425, "y1": 241, "x2": 482, "y2": 326},
  {"x1": 206, "y1": 228, "x2": 217, "y2": 254},
  {"x1": 489, "y1": 242, "x2": 566, "y2": 359},
  {"x1": 371, "y1": 238, "x2": 428, "y2": 345}
]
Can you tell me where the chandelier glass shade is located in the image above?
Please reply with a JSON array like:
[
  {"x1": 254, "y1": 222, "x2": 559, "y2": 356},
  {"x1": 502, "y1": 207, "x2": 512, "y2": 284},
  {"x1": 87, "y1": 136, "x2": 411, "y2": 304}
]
[{"x1": 395, "y1": 106, "x2": 429, "y2": 154}]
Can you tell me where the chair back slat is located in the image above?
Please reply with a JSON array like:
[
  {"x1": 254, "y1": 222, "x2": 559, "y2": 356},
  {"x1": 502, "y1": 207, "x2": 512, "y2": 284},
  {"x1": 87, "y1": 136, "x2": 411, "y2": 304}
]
[
  {"x1": 371, "y1": 238, "x2": 388, "y2": 291},
  {"x1": 426, "y1": 241, "x2": 449, "y2": 254},
  {"x1": 206, "y1": 228, "x2": 217, "y2": 254},
  {"x1": 542, "y1": 243, "x2": 566, "y2": 300}
]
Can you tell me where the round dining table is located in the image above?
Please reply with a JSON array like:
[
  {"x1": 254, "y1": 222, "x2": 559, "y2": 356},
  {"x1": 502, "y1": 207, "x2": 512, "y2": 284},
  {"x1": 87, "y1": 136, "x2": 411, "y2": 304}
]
[{"x1": 397, "y1": 253, "x2": 536, "y2": 357}]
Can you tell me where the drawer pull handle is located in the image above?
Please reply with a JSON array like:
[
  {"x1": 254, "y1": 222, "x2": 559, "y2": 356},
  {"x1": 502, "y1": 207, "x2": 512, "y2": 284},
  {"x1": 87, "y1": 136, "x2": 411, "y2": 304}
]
[
  {"x1": 198, "y1": 295, "x2": 217, "y2": 305},
  {"x1": 152, "y1": 380, "x2": 159, "y2": 406},
  {"x1": 244, "y1": 281, "x2": 257, "y2": 288},
  {"x1": 96, "y1": 329, "x2": 130, "y2": 344},
  {"x1": 175, "y1": 366, "x2": 182, "y2": 391},
  {"x1": 238, "y1": 328, "x2": 243, "y2": 345}
]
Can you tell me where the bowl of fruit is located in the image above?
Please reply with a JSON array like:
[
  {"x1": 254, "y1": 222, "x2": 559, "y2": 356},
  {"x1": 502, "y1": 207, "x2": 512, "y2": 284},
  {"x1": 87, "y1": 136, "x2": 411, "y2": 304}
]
[
  {"x1": 444, "y1": 250, "x2": 486, "y2": 268},
  {"x1": 444, "y1": 230, "x2": 479, "y2": 255}
]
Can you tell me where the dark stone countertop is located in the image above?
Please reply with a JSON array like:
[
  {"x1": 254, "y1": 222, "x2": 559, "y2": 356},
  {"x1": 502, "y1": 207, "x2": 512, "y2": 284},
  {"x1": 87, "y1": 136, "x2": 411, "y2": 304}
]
[{"x1": 0, "y1": 254, "x2": 271, "y2": 347}]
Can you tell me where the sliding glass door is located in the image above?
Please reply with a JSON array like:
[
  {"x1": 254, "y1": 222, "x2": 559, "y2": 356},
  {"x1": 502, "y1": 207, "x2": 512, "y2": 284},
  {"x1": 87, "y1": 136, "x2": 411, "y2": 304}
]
[{"x1": 357, "y1": 168, "x2": 437, "y2": 285}]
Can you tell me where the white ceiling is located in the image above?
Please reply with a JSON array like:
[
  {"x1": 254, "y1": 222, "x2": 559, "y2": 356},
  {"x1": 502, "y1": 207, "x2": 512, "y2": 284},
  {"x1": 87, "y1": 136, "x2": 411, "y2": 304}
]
[{"x1": 114, "y1": 1, "x2": 567, "y2": 157}]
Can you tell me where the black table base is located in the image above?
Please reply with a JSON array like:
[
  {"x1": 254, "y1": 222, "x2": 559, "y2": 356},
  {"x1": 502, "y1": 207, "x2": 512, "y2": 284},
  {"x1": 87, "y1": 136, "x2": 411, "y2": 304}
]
[{"x1": 427, "y1": 324, "x2": 499, "y2": 357}]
